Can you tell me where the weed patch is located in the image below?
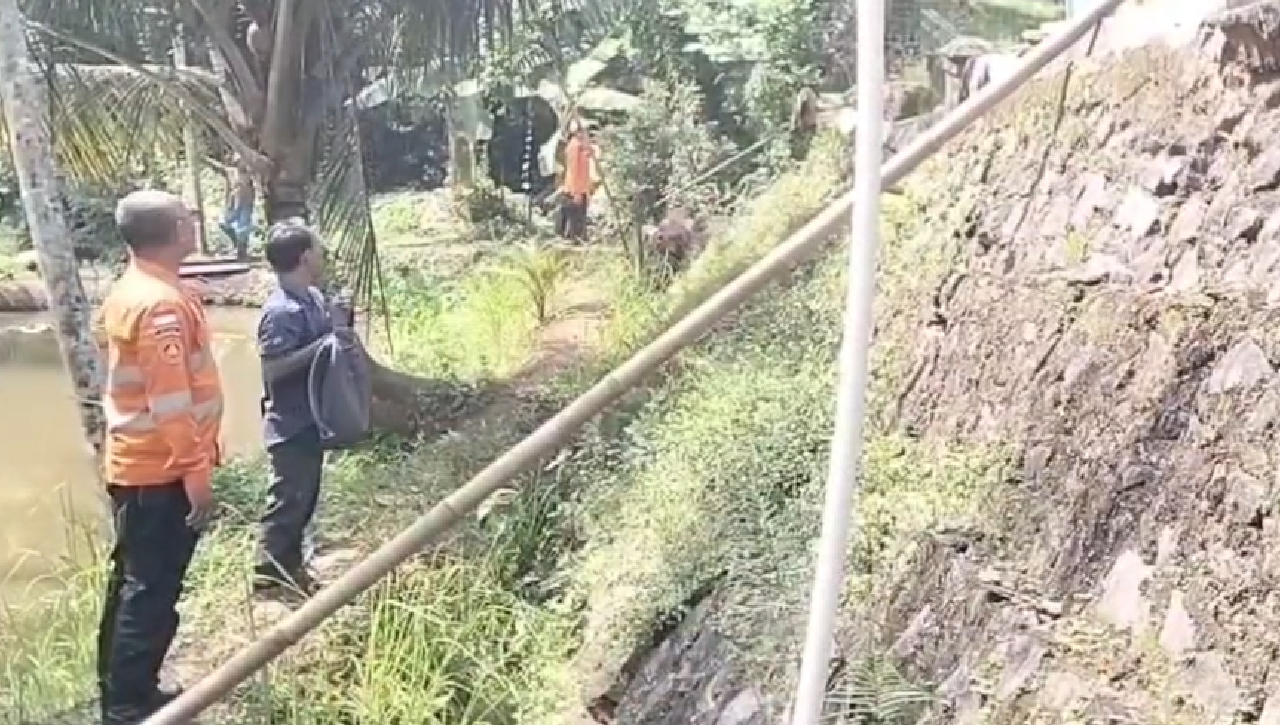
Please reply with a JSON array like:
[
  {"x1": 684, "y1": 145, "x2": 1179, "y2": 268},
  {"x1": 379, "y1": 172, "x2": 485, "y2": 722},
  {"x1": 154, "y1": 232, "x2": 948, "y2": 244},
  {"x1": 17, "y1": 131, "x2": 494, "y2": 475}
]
[{"x1": 377, "y1": 265, "x2": 539, "y2": 381}]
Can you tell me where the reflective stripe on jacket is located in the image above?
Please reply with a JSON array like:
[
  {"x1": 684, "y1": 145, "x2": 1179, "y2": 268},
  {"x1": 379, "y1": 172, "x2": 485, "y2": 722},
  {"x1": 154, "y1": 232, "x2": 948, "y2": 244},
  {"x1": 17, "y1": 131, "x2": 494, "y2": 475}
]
[{"x1": 99, "y1": 259, "x2": 224, "y2": 487}]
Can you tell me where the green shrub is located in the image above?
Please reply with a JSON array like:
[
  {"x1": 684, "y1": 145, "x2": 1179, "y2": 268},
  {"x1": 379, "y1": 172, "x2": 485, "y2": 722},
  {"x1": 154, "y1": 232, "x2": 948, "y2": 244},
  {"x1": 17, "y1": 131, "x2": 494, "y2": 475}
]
[
  {"x1": 598, "y1": 81, "x2": 736, "y2": 250},
  {"x1": 500, "y1": 242, "x2": 571, "y2": 325},
  {"x1": 648, "y1": 129, "x2": 846, "y2": 328},
  {"x1": 450, "y1": 177, "x2": 531, "y2": 239},
  {"x1": 370, "y1": 191, "x2": 432, "y2": 240}
]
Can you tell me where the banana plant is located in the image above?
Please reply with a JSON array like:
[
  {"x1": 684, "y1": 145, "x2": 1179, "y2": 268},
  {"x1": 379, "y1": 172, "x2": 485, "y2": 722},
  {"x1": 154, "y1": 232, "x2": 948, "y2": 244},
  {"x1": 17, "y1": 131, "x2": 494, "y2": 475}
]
[{"x1": 531, "y1": 35, "x2": 641, "y2": 185}]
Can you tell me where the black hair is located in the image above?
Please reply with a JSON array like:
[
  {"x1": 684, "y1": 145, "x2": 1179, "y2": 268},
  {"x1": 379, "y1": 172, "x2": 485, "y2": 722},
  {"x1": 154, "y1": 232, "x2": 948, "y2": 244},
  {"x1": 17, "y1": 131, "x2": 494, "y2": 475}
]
[{"x1": 264, "y1": 221, "x2": 318, "y2": 273}]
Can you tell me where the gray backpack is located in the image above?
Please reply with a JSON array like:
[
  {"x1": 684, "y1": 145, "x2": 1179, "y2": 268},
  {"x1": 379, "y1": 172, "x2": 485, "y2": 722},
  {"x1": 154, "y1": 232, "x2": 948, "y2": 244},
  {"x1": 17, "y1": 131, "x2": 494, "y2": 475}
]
[{"x1": 306, "y1": 329, "x2": 373, "y2": 450}]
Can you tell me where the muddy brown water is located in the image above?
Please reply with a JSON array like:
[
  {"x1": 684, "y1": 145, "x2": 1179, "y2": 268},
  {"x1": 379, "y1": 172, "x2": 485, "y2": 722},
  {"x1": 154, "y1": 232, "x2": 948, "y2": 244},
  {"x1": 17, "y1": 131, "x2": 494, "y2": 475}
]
[{"x1": 0, "y1": 307, "x2": 266, "y2": 606}]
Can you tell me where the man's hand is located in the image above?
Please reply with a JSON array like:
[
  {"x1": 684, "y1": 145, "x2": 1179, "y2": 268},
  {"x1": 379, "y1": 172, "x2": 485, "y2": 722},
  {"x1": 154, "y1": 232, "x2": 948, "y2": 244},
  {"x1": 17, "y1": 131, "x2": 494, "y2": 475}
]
[
  {"x1": 332, "y1": 325, "x2": 365, "y2": 355},
  {"x1": 329, "y1": 290, "x2": 354, "y2": 329},
  {"x1": 183, "y1": 473, "x2": 215, "y2": 530}
]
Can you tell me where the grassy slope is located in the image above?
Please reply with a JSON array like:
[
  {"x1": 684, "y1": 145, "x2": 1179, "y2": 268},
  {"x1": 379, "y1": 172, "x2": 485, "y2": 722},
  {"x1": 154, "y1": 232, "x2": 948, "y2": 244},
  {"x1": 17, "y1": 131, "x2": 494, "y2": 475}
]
[
  {"x1": 561, "y1": 135, "x2": 1013, "y2": 712},
  {"x1": 3, "y1": 131, "x2": 1009, "y2": 725}
]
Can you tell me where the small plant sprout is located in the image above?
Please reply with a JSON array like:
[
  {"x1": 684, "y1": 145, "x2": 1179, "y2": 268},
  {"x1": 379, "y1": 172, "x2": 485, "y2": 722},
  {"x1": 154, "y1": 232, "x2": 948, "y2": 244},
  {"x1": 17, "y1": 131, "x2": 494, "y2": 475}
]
[{"x1": 503, "y1": 241, "x2": 571, "y2": 325}]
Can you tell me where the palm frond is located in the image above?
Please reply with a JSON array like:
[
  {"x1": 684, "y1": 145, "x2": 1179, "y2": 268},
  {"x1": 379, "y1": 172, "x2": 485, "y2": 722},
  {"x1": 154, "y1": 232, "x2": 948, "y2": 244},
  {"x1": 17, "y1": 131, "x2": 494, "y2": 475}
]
[
  {"x1": 28, "y1": 20, "x2": 261, "y2": 167},
  {"x1": 22, "y1": 0, "x2": 177, "y2": 64},
  {"x1": 827, "y1": 656, "x2": 936, "y2": 724},
  {"x1": 386, "y1": 0, "x2": 538, "y2": 76},
  {"x1": 0, "y1": 59, "x2": 204, "y2": 190},
  {"x1": 310, "y1": 99, "x2": 388, "y2": 342},
  {"x1": 558, "y1": 0, "x2": 657, "y2": 56},
  {"x1": 47, "y1": 65, "x2": 184, "y2": 188},
  {"x1": 507, "y1": 0, "x2": 651, "y2": 85}
]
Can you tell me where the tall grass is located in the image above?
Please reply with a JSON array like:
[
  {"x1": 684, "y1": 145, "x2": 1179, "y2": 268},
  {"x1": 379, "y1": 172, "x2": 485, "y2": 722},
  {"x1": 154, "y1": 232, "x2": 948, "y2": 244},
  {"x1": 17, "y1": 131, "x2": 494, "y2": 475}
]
[
  {"x1": 3, "y1": 131, "x2": 994, "y2": 725},
  {"x1": 375, "y1": 264, "x2": 539, "y2": 381},
  {"x1": 1, "y1": 483, "x2": 107, "y2": 722},
  {"x1": 1, "y1": 564, "x2": 103, "y2": 720},
  {"x1": 0, "y1": 447, "x2": 574, "y2": 725},
  {"x1": 331, "y1": 563, "x2": 571, "y2": 725}
]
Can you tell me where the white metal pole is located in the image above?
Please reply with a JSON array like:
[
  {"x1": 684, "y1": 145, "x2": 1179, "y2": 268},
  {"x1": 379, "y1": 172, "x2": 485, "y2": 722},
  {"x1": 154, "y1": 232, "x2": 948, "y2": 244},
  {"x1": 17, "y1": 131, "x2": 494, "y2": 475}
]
[{"x1": 788, "y1": 0, "x2": 885, "y2": 721}]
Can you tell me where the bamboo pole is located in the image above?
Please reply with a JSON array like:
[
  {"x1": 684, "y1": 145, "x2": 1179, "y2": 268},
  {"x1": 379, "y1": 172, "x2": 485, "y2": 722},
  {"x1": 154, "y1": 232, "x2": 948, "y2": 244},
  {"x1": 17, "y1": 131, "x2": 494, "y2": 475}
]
[
  {"x1": 145, "y1": 2, "x2": 1126, "y2": 722},
  {"x1": 787, "y1": 0, "x2": 885, "y2": 720}
]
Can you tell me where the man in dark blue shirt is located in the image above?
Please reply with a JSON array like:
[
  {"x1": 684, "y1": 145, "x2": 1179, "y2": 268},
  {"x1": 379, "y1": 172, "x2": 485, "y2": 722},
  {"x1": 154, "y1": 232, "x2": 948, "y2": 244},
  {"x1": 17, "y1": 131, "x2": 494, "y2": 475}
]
[{"x1": 254, "y1": 221, "x2": 344, "y2": 596}]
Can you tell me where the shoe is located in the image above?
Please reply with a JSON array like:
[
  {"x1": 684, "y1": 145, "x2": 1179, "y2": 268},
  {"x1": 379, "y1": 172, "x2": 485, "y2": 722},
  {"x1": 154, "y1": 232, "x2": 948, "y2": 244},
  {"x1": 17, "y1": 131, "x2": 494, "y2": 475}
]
[
  {"x1": 151, "y1": 686, "x2": 182, "y2": 707},
  {"x1": 103, "y1": 705, "x2": 150, "y2": 725},
  {"x1": 253, "y1": 568, "x2": 318, "y2": 601}
]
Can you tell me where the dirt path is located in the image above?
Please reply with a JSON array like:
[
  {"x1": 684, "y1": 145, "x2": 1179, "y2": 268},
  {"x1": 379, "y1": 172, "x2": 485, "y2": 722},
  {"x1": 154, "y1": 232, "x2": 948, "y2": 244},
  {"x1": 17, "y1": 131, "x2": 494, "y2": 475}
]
[
  {"x1": 509, "y1": 279, "x2": 611, "y2": 390},
  {"x1": 161, "y1": 278, "x2": 611, "y2": 719}
]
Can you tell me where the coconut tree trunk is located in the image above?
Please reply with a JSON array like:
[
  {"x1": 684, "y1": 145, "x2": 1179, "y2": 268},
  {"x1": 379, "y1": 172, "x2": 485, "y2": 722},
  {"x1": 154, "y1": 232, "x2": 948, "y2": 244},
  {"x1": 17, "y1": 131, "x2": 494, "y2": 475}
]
[
  {"x1": 207, "y1": 0, "x2": 476, "y2": 436},
  {"x1": 173, "y1": 28, "x2": 209, "y2": 255},
  {"x1": 257, "y1": 0, "x2": 314, "y2": 225},
  {"x1": 0, "y1": 0, "x2": 105, "y2": 452}
]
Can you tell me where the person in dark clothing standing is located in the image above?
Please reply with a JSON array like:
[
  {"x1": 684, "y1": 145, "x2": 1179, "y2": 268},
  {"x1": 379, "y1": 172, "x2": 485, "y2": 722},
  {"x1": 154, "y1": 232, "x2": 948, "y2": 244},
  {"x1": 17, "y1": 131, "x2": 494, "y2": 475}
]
[{"x1": 254, "y1": 221, "x2": 346, "y2": 596}]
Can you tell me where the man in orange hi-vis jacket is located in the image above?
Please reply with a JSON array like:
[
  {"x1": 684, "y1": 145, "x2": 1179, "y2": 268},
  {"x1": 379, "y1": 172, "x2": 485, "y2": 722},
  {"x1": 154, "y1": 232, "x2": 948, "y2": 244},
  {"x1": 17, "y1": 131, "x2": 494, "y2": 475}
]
[{"x1": 96, "y1": 189, "x2": 223, "y2": 725}]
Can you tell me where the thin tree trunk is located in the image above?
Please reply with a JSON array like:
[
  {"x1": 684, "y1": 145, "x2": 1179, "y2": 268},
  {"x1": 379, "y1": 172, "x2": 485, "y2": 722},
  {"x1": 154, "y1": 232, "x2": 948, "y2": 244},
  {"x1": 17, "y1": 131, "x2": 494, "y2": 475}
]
[
  {"x1": 447, "y1": 100, "x2": 474, "y2": 190},
  {"x1": 174, "y1": 28, "x2": 208, "y2": 255},
  {"x1": 0, "y1": 0, "x2": 105, "y2": 453}
]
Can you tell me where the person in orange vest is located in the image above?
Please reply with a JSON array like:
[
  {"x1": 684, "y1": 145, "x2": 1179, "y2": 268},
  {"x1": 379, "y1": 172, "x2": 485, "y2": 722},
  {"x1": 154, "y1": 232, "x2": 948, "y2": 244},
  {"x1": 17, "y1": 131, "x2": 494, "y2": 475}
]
[
  {"x1": 556, "y1": 117, "x2": 597, "y2": 240},
  {"x1": 96, "y1": 189, "x2": 223, "y2": 725}
]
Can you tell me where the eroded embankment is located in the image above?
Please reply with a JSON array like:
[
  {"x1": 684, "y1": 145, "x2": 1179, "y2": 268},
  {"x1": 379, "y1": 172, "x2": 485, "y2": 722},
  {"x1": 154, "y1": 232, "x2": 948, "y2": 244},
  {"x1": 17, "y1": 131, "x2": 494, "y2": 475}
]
[{"x1": 605, "y1": 4, "x2": 1280, "y2": 724}]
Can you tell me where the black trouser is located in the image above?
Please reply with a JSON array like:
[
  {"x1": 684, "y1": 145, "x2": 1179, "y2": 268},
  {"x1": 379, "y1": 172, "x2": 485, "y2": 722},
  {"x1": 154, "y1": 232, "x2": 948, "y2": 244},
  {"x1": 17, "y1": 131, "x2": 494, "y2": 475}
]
[
  {"x1": 255, "y1": 426, "x2": 324, "y2": 586},
  {"x1": 556, "y1": 195, "x2": 589, "y2": 240},
  {"x1": 97, "y1": 483, "x2": 199, "y2": 721}
]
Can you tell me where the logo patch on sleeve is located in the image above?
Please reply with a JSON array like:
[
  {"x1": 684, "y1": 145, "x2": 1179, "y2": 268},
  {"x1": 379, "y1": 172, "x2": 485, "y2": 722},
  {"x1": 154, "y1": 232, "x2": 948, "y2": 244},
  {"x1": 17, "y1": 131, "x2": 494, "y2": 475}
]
[
  {"x1": 160, "y1": 340, "x2": 183, "y2": 364},
  {"x1": 151, "y1": 312, "x2": 182, "y2": 339}
]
